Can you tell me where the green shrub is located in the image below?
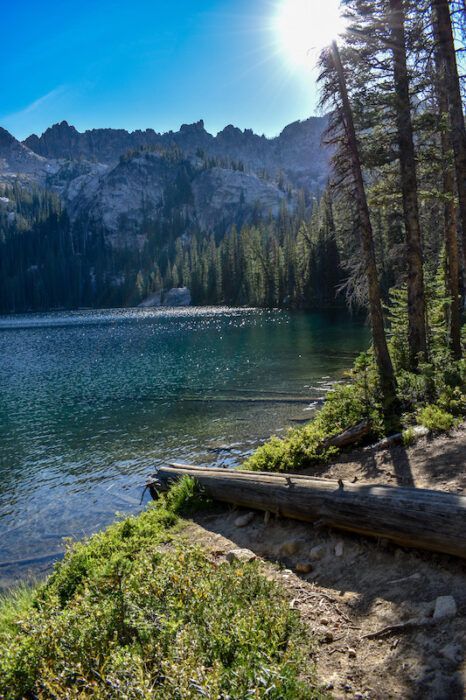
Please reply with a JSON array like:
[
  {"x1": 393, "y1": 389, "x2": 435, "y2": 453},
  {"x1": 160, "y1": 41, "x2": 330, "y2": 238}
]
[
  {"x1": 417, "y1": 405, "x2": 456, "y2": 433},
  {"x1": 0, "y1": 484, "x2": 323, "y2": 700},
  {"x1": 401, "y1": 427, "x2": 416, "y2": 446},
  {"x1": 243, "y1": 355, "x2": 384, "y2": 472}
]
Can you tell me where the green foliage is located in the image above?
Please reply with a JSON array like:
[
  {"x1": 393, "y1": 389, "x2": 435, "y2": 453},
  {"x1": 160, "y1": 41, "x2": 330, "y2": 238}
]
[
  {"x1": 243, "y1": 354, "x2": 383, "y2": 472},
  {"x1": 401, "y1": 427, "x2": 416, "y2": 446},
  {"x1": 417, "y1": 405, "x2": 456, "y2": 433},
  {"x1": 387, "y1": 274, "x2": 465, "y2": 415},
  {"x1": 160, "y1": 475, "x2": 211, "y2": 515},
  {"x1": 0, "y1": 484, "x2": 322, "y2": 699}
]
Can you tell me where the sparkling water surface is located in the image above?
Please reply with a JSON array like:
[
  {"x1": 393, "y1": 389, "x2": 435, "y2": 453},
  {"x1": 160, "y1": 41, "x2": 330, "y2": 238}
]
[{"x1": 0, "y1": 306, "x2": 368, "y2": 587}]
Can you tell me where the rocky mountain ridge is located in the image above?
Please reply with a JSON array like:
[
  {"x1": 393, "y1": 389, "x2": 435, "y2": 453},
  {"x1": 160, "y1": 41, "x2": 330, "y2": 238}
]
[
  {"x1": 23, "y1": 116, "x2": 328, "y2": 189},
  {"x1": 1, "y1": 116, "x2": 329, "y2": 247}
]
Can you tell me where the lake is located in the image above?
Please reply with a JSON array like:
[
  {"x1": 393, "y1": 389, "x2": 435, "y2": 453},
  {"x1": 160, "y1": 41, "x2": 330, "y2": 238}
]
[{"x1": 0, "y1": 307, "x2": 368, "y2": 588}]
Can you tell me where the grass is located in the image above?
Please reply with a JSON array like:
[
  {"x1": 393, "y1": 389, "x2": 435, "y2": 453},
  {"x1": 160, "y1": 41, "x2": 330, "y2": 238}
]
[{"x1": 0, "y1": 478, "x2": 324, "y2": 699}]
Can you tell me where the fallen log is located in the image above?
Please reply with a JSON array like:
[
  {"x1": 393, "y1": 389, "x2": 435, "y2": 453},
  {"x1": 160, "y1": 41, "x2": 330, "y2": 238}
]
[
  {"x1": 149, "y1": 463, "x2": 466, "y2": 559},
  {"x1": 323, "y1": 419, "x2": 371, "y2": 449}
]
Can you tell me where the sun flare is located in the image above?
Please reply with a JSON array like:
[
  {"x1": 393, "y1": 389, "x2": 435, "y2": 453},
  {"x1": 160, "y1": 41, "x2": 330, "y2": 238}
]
[{"x1": 272, "y1": 0, "x2": 346, "y2": 69}]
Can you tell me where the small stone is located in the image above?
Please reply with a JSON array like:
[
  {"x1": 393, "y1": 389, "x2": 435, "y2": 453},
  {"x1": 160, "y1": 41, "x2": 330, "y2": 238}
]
[
  {"x1": 440, "y1": 643, "x2": 462, "y2": 663},
  {"x1": 433, "y1": 595, "x2": 457, "y2": 621},
  {"x1": 320, "y1": 617, "x2": 329, "y2": 625},
  {"x1": 234, "y1": 512, "x2": 255, "y2": 528},
  {"x1": 280, "y1": 539, "x2": 301, "y2": 556},
  {"x1": 295, "y1": 561, "x2": 313, "y2": 574},
  {"x1": 413, "y1": 425, "x2": 429, "y2": 438},
  {"x1": 310, "y1": 544, "x2": 325, "y2": 561},
  {"x1": 226, "y1": 548, "x2": 256, "y2": 563},
  {"x1": 335, "y1": 541, "x2": 344, "y2": 557},
  {"x1": 347, "y1": 648, "x2": 357, "y2": 658}
]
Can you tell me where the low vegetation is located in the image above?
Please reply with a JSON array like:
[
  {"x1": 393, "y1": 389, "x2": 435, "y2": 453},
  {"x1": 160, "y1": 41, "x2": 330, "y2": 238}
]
[
  {"x1": 244, "y1": 284, "x2": 465, "y2": 473},
  {"x1": 0, "y1": 478, "x2": 323, "y2": 700}
]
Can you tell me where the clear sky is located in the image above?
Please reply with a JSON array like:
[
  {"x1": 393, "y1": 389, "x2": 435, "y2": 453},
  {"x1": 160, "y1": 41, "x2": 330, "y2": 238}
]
[{"x1": 0, "y1": 0, "x2": 343, "y2": 140}]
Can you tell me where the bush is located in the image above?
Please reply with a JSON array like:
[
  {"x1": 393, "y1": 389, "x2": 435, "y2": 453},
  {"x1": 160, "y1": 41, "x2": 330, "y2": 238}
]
[
  {"x1": 0, "y1": 480, "x2": 323, "y2": 700},
  {"x1": 401, "y1": 427, "x2": 416, "y2": 446},
  {"x1": 417, "y1": 405, "x2": 456, "y2": 433},
  {"x1": 243, "y1": 355, "x2": 384, "y2": 472}
]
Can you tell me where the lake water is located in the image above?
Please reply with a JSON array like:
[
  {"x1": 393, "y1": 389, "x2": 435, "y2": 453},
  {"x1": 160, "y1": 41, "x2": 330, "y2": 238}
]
[{"x1": 0, "y1": 307, "x2": 368, "y2": 588}]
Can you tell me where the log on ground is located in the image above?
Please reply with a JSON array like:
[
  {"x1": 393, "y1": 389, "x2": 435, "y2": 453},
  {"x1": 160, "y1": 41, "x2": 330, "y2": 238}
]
[{"x1": 150, "y1": 463, "x2": 466, "y2": 559}]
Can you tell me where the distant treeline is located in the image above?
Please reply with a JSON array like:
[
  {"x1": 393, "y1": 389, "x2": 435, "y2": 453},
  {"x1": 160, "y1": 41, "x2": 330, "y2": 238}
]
[{"x1": 0, "y1": 184, "x2": 346, "y2": 313}]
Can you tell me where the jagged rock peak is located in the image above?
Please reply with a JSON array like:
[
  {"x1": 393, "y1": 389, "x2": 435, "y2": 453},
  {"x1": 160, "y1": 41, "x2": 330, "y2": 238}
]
[
  {"x1": 180, "y1": 119, "x2": 205, "y2": 133},
  {"x1": 0, "y1": 127, "x2": 17, "y2": 146}
]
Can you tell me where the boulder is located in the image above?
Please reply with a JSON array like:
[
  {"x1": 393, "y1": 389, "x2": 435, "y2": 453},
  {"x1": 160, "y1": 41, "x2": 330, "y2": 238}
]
[
  {"x1": 280, "y1": 539, "x2": 302, "y2": 557},
  {"x1": 310, "y1": 544, "x2": 326, "y2": 561},
  {"x1": 433, "y1": 595, "x2": 457, "y2": 620},
  {"x1": 162, "y1": 287, "x2": 191, "y2": 307},
  {"x1": 226, "y1": 548, "x2": 256, "y2": 563},
  {"x1": 234, "y1": 511, "x2": 255, "y2": 528}
]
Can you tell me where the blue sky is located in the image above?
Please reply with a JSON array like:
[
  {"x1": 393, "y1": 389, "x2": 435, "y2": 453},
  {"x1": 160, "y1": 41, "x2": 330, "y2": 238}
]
[{"x1": 0, "y1": 0, "x2": 326, "y2": 141}]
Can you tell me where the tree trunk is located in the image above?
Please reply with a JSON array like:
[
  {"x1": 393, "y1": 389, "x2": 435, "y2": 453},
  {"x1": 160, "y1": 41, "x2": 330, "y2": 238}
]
[
  {"x1": 433, "y1": 10, "x2": 463, "y2": 359},
  {"x1": 151, "y1": 464, "x2": 466, "y2": 559},
  {"x1": 432, "y1": 0, "x2": 466, "y2": 274},
  {"x1": 330, "y1": 42, "x2": 398, "y2": 413},
  {"x1": 388, "y1": 0, "x2": 428, "y2": 367}
]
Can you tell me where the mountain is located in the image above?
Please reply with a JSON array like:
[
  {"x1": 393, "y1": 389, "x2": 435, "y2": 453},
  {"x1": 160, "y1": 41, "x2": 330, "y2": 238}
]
[
  {"x1": 0, "y1": 117, "x2": 329, "y2": 246},
  {"x1": 0, "y1": 117, "x2": 333, "y2": 313},
  {"x1": 23, "y1": 117, "x2": 328, "y2": 189},
  {"x1": 0, "y1": 127, "x2": 59, "y2": 183}
]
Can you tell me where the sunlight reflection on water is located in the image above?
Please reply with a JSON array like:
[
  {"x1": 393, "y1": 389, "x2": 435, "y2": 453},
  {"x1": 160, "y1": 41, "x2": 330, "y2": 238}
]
[{"x1": 0, "y1": 306, "x2": 368, "y2": 587}]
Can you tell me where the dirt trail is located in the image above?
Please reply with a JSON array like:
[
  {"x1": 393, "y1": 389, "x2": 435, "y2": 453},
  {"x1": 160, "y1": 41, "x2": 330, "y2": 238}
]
[{"x1": 185, "y1": 424, "x2": 466, "y2": 699}]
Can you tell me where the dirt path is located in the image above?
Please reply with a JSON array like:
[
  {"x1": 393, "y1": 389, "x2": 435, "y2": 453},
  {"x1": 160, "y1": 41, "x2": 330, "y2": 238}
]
[{"x1": 184, "y1": 425, "x2": 466, "y2": 699}]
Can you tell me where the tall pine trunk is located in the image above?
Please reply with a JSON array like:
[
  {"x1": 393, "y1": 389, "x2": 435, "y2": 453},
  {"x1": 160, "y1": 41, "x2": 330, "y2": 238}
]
[
  {"x1": 432, "y1": 0, "x2": 466, "y2": 273},
  {"x1": 433, "y1": 9, "x2": 463, "y2": 359},
  {"x1": 331, "y1": 42, "x2": 397, "y2": 412},
  {"x1": 388, "y1": 0, "x2": 428, "y2": 368}
]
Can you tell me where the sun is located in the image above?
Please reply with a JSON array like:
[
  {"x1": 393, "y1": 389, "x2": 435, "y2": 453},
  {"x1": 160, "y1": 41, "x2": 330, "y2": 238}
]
[{"x1": 272, "y1": 0, "x2": 346, "y2": 70}]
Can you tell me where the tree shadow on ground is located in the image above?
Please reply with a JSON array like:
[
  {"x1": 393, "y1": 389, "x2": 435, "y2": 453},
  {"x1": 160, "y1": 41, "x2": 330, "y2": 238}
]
[{"x1": 191, "y1": 505, "x2": 466, "y2": 699}]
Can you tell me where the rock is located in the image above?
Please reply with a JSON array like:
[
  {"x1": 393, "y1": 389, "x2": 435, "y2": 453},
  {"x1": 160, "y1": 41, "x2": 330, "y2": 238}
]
[
  {"x1": 280, "y1": 539, "x2": 302, "y2": 557},
  {"x1": 234, "y1": 511, "x2": 255, "y2": 528},
  {"x1": 161, "y1": 287, "x2": 191, "y2": 307},
  {"x1": 433, "y1": 595, "x2": 457, "y2": 620},
  {"x1": 310, "y1": 544, "x2": 325, "y2": 561},
  {"x1": 138, "y1": 291, "x2": 161, "y2": 307},
  {"x1": 413, "y1": 425, "x2": 430, "y2": 438},
  {"x1": 320, "y1": 617, "x2": 329, "y2": 625},
  {"x1": 295, "y1": 561, "x2": 313, "y2": 574},
  {"x1": 335, "y1": 541, "x2": 344, "y2": 557},
  {"x1": 226, "y1": 548, "x2": 256, "y2": 563},
  {"x1": 439, "y1": 643, "x2": 462, "y2": 663},
  {"x1": 348, "y1": 648, "x2": 357, "y2": 658}
]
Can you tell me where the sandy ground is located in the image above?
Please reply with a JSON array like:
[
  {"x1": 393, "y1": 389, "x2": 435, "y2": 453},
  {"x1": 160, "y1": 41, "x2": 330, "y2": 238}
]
[{"x1": 183, "y1": 424, "x2": 466, "y2": 699}]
